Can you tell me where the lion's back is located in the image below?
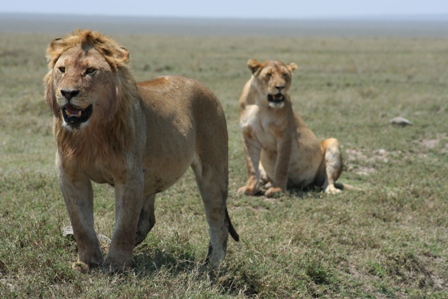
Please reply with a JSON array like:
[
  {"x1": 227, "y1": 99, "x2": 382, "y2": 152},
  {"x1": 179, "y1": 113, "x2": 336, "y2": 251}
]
[
  {"x1": 137, "y1": 74, "x2": 228, "y2": 151},
  {"x1": 138, "y1": 76, "x2": 221, "y2": 112}
]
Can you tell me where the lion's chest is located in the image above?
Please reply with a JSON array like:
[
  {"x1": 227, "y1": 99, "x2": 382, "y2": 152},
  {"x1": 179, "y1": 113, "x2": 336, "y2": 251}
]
[
  {"x1": 83, "y1": 158, "x2": 123, "y2": 185},
  {"x1": 86, "y1": 169, "x2": 114, "y2": 185},
  {"x1": 240, "y1": 105, "x2": 283, "y2": 152}
]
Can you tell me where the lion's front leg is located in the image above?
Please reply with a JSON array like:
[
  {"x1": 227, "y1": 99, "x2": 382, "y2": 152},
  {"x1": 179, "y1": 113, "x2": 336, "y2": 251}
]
[
  {"x1": 59, "y1": 168, "x2": 103, "y2": 270},
  {"x1": 103, "y1": 174, "x2": 144, "y2": 273},
  {"x1": 265, "y1": 136, "x2": 292, "y2": 198},
  {"x1": 238, "y1": 132, "x2": 263, "y2": 196}
]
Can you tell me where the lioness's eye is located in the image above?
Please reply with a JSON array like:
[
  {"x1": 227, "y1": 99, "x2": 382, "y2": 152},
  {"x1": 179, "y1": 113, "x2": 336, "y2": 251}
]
[
  {"x1": 58, "y1": 67, "x2": 65, "y2": 73},
  {"x1": 85, "y1": 68, "x2": 96, "y2": 75},
  {"x1": 266, "y1": 73, "x2": 272, "y2": 78}
]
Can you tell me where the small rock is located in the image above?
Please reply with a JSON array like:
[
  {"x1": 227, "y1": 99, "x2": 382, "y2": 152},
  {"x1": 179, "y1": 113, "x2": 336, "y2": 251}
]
[
  {"x1": 62, "y1": 226, "x2": 111, "y2": 244},
  {"x1": 97, "y1": 234, "x2": 112, "y2": 244},
  {"x1": 62, "y1": 226, "x2": 74, "y2": 237},
  {"x1": 390, "y1": 116, "x2": 412, "y2": 126}
]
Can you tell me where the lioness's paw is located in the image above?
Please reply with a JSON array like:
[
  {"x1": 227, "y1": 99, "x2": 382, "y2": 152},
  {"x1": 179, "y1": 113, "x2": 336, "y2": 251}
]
[
  {"x1": 237, "y1": 186, "x2": 261, "y2": 196},
  {"x1": 324, "y1": 185, "x2": 341, "y2": 194},
  {"x1": 265, "y1": 187, "x2": 284, "y2": 198}
]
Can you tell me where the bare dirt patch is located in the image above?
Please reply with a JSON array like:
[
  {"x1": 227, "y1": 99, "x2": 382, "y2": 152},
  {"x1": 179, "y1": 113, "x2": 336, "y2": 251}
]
[
  {"x1": 345, "y1": 148, "x2": 402, "y2": 175},
  {"x1": 416, "y1": 134, "x2": 448, "y2": 152}
]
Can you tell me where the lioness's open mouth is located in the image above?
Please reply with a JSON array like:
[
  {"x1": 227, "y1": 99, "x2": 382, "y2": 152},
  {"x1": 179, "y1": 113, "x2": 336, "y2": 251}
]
[
  {"x1": 267, "y1": 94, "x2": 284, "y2": 104},
  {"x1": 62, "y1": 104, "x2": 93, "y2": 127}
]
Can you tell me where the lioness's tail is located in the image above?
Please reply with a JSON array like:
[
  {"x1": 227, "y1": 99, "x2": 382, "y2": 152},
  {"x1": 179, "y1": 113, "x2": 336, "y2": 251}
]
[
  {"x1": 335, "y1": 183, "x2": 362, "y2": 191},
  {"x1": 225, "y1": 208, "x2": 240, "y2": 242}
]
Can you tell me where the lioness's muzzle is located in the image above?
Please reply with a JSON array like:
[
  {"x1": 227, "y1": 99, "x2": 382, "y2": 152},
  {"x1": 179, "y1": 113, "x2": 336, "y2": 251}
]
[{"x1": 267, "y1": 94, "x2": 284, "y2": 104}]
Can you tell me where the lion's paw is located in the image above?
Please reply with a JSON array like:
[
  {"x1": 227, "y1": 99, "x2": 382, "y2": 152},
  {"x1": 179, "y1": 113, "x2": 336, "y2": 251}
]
[
  {"x1": 265, "y1": 187, "x2": 284, "y2": 198},
  {"x1": 72, "y1": 261, "x2": 90, "y2": 273},
  {"x1": 102, "y1": 257, "x2": 133, "y2": 274},
  {"x1": 237, "y1": 185, "x2": 261, "y2": 196}
]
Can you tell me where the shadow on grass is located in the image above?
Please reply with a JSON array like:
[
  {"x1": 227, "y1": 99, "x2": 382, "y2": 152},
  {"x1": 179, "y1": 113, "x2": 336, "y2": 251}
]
[
  {"x1": 132, "y1": 244, "x2": 198, "y2": 276},
  {"x1": 253, "y1": 182, "x2": 360, "y2": 199},
  {"x1": 131, "y1": 244, "x2": 260, "y2": 297},
  {"x1": 249, "y1": 185, "x2": 326, "y2": 199},
  {"x1": 215, "y1": 266, "x2": 260, "y2": 298}
]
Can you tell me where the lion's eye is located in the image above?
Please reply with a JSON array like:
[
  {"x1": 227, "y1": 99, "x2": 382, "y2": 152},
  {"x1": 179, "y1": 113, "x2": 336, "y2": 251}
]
[
  {"x1": 85, "y1": 68, "x2": 96, "y2": 75},
  {"x1": 266, "y1": 73, "x2": 272, "y2": 78},
  {"x1": 58, "y1": 67, "x2": 65, "y2": 73}
]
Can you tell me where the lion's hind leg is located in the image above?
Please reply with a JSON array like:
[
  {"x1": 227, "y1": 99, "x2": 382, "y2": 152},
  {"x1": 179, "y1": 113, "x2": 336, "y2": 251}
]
[
  {"x1": 320, "y1": 138, "x2": 343, "y2": 194},
  {"x1": 135, "y1": 194, "x2": 156, "y2": 246},
  {"x1": 191, "y1": 155, "x2": 239, "y2": 269}
]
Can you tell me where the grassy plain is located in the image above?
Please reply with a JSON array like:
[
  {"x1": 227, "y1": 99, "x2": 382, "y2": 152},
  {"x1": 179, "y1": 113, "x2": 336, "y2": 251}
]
[{"x1": 0, "y1": 30, "x2": 448, "y2": 298}]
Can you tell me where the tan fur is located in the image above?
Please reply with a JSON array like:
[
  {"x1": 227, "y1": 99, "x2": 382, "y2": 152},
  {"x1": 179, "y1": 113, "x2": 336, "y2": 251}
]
[
  {"x1": 238, "y1": 59, "x2": 344, "y2": 197},
  {"x1": 44, "y1": 29, "x2": 238, "y2": 273}
]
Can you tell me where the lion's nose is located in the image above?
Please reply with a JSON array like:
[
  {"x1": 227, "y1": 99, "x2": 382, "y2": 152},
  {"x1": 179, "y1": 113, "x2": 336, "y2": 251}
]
[
  {"x1": 60, "y1": 89, "x2": 80, "y2": 100},
  {"x1": 275, "y1": 85, "x2": 285, "y2": 91}
]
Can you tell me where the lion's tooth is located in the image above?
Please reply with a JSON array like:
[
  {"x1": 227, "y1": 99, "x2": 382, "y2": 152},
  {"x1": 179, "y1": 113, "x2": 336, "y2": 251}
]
[{"x1": 77, "y1": 111, "x2": 82, "y2": 117}]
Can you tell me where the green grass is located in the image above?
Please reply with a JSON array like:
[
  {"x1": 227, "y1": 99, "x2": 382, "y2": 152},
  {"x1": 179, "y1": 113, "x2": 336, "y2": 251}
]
[{"x1": 1, "y1": 32, "x2": 448, "y2": 298}]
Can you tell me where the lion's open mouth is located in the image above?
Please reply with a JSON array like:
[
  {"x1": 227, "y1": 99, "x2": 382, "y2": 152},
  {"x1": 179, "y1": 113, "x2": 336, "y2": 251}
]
[
  {"x1": 62, "y1": 104, "x2": 93, "y2": 127},
  {"x1": 267, "y1": 94, "x2": 284, "y2": 104}
]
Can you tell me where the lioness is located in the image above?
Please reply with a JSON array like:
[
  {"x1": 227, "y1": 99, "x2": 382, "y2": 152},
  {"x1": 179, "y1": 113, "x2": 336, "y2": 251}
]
[
  {"x1": 44, "y1": 30, "x2": 239, "y2": 273},
  {"x1": 238, "y1": 59, "x2": 344, "y2": 197}
]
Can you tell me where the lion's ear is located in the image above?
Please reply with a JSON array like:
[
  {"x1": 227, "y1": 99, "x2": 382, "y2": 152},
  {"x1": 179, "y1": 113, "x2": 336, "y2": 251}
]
[
  {"x1": 46, "y1": 37, "x2": 67, "y2": 67},
  {"x1": 287, "y1": 63, "x2": 298, "y2": 73},
  {"x1": 247, "y1": 59, "x2": 261, "y2": 74},
  {"x1": 49, "y1": 37, "x2": 65, "y2": 52},
  {"x1": 44, "y1": 72, "x2": 60, "y2": 117},
  {"x1": 102, "y1": 45, "x2": 130, "y2": 68},
  {"x1": 111, "y1": 46, "x2": 130, "y2": 65}
]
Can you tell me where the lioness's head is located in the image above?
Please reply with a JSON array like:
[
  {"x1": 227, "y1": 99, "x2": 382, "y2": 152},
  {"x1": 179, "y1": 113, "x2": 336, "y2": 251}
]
[
  {"x1": 247, "y1": 59, "x2": 297, "y2": 108},
  {"x1": 44, "y1": 29, "x2": 132, "y2": 130}
]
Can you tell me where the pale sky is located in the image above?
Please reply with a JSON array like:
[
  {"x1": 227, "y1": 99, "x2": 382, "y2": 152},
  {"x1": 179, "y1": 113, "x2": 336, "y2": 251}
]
[{"x1": 1, "y1": 0, "x2": 447, "y2": 19}]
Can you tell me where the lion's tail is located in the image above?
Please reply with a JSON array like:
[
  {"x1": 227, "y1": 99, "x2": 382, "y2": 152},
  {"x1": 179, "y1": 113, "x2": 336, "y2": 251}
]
[{"x1": 225, "y1": 208, "x2": 240, "y2": 242}]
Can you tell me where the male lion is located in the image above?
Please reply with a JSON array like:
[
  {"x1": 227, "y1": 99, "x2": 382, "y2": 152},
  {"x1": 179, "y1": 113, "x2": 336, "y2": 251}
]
[
  {"x1": 238, "y1": 59, "x2": 345, "y2": 197},
  {"x1": 44, "y1": 29, "x2": 239, "y2": 273}
]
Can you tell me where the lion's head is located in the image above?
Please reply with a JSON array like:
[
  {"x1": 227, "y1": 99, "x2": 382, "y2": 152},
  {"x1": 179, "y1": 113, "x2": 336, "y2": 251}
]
[
  {"x1": 247, "y1": 59, "x2": 297, "y2": 108},
  {"x1": 44, "y1": 29, "x2": 133, "y2": 130}
]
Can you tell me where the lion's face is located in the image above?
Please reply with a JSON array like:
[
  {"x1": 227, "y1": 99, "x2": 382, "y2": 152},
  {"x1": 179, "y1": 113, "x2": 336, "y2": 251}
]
[
  {"x1": 51, "y1": 47, "x2": 115, "y2": 129},
  {"x1": 45, "y1": 30, "x2": 131, "y2": 131},
  {"x1": 248, "y1": 59, "x2": 297, "y2": 108}
]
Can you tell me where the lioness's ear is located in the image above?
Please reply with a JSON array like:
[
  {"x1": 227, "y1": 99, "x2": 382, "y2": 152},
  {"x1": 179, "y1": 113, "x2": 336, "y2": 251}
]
[
  {"x1": 287, "y1": 62, "x2": 298, "y2": 73},
  {"x1": 247, "y1": 59, "x2": 261, "y2": 74}
]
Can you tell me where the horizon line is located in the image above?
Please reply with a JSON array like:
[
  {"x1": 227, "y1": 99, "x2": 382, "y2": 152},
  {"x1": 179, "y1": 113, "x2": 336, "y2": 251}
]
[{"x1": 1, "y1": 11, "x2": 448, "y2": 22}]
